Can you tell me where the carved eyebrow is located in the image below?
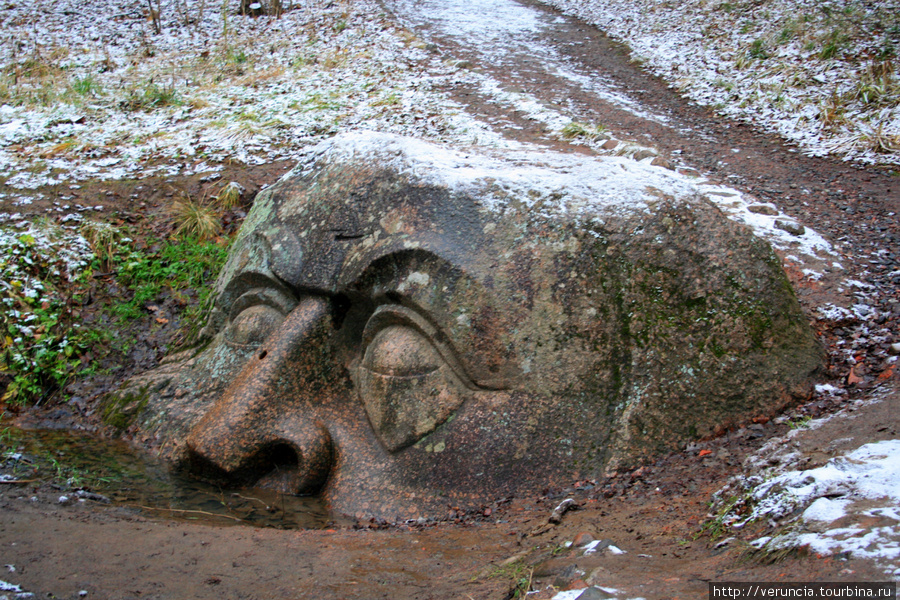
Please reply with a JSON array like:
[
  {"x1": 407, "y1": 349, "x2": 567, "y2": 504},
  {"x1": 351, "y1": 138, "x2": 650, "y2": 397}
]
[{"x1": 227, "y1": 285, "x2": 298, "y2": 323}]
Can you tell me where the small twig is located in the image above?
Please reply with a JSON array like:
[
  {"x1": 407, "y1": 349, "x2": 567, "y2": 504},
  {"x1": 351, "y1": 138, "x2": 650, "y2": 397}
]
[
  {"x1": 0, "y1": 478, "x2": 39, "y2": 484},
  {"x1": 136, "y1": 505, "x2": 243, "y2": 522},
  {"x1": 548, "y1": 498, "x2": 577, "y2": 524},
  {"x1": 231, "y1": 492, "x2": 271, "y2": 510}
]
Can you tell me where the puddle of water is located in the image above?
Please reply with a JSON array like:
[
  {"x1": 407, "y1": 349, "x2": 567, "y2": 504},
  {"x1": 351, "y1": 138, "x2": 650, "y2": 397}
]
[{"x1": 0, "y1": 427, "x2": 352, "y2": 530}]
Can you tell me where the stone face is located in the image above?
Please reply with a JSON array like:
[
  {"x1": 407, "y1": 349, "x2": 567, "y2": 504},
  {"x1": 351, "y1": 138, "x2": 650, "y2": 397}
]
[{"x1": 108, "y1": 132, "x2": 822, "y2": 519}]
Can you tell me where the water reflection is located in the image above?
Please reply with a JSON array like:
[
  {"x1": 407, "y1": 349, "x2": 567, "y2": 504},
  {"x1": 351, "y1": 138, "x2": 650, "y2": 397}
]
[{"x1": 0, "y1": 427, "x2": 349, "y2": 529}]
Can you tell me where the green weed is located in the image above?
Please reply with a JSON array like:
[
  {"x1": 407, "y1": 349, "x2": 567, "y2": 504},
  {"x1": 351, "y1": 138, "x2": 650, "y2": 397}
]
[
  {"x1": 846, "y1": 60, "x2": 898, "y2": 107},
  {"x1": 121, "y1": 82, "x2": 182, "y2": 111},
  {"x1": 748, "y1": 38, "x2": 769, "y2": 60},
  {"x1": 819, "y1": 29, "x2": 850, "y2": 60},
  {"x1": 80, "y1": 220, "x2": 124, "y2": 271},
  {"x1": 0, "y1": 219, "x2": 229, "y2": 406},
  {"x1": 787, "y1": 415, "x2": 812, "y2": 429},
  {"x1": 109, "y1": 234, "x2": 229, "y2": 334},
  {"x1": 371, "y1": 92, "x2": 401, "y2": 107},
  {"x1": 0, "y1": 226, "x2": 95, "y2": 405},
  {"x1": 488, "y1": 561, "x2": 533, "y2": 599},
  {"x1": 68, "y1": 75, "x2": 103, "y2": 98}
]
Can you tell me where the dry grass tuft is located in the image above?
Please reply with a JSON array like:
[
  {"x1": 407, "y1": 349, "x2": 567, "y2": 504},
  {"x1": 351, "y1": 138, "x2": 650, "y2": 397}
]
[
  {"x1": 560, "y1": 121, "x2": 608, "y2": 142},
  {"x1": 214, "y1": 181, "x2": 244, "y2": 209},
  {"x1": 170, "y1": 196, "x2": 221, "y2": 240},
  {"x1": 79, "y1": 220, "x2": 123, "y2": 270}
]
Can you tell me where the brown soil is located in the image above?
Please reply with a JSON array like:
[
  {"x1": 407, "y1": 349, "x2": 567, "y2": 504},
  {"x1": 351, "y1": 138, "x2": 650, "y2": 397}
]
[{"x1": 2, "y1": 0, "x2": 899, "y2": 598}]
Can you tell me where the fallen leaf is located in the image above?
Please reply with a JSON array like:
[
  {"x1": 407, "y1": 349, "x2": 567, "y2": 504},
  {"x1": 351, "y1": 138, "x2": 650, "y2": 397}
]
[
  {"x1": 698, "y1": 449, "x2": 713, "y2": 457},
  {"x1": 847, "y1": 368, "x2": 861, "y2": 385},
  {"x1": 155, "y1": 317, "x2": 169, "y2": 324}
]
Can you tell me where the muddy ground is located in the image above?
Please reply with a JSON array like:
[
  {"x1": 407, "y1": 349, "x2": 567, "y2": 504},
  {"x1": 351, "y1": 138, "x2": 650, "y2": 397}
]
[
  {"x1": 1, "y1": 387, "x2": 897, "y2": 599},
  {"x1": 2, "y1": 0, "x2": 900, "y2": 598}
]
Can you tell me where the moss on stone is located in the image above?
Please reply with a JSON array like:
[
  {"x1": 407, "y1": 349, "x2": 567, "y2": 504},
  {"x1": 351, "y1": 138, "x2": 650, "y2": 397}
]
[{"x1": 100, "y1": 387, "x2": 151, "y2": 432}]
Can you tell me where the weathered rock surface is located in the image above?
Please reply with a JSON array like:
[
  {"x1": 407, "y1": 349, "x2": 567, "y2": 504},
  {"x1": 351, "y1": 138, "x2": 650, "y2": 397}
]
[{"x1": 107, "y1": 132, "x2": 822, "y2": 519}]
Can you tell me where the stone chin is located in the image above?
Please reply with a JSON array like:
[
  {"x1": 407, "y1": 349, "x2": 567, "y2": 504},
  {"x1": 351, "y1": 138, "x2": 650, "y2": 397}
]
[{"x1": 105, "y1": 132, "x2": 823, "y2": 520}]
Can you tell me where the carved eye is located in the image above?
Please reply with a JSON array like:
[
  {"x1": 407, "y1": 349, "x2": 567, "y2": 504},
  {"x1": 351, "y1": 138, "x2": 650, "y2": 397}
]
[
  {"x1": 362, "y1": 325, "x2": 441, "y2": 377},
  {"x1": 357, "y1": 308, "x2": 472, "y2": 452},
  {"x1": 224, "y1": 288, "x2": 296, "y2": 348},
  {"x1": 226, "y1": 304, "x2": 285, "y2": 347}
]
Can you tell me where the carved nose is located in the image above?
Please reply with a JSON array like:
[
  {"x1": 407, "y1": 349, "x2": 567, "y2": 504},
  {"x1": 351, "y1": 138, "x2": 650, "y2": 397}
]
[{"x1": 184, "y1": 297, "x2": 335, "y2": 495}]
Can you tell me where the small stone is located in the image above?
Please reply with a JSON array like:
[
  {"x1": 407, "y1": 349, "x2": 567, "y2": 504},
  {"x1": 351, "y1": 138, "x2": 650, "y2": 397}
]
[
  {"x1": 774, "y1": 219, "x2": 805, "y2": 236},
  {"x1": 58, "y1": 495, "x2": 71, "y2": 505},
  {"x1": 573, "y1": 532, "x2": 595, "y2": 546},
  {"x1": 576, "y1": 587, "x2": 616, "y2": 599},
  {"x1": 632, "y1": 149, "x2": 657, "y2": 161},
  {"x1": 889, "y1": 343, "x2": 900, "y2": 355},
  {"x1": 601, "y1": 140, "x2": 618, "y2": 150},
  {"x1": 553, "y1": 565, "x2": 585, "y2": 589},
  {"x1": 650, "y1": 157, "x2": 674, "y2": 170},
  {"x1": 747, "y1": 204, "x2": 778, "y2": 215},
  {"x1": 79, "y1": 591, "x2": 88, "y2": 597}
]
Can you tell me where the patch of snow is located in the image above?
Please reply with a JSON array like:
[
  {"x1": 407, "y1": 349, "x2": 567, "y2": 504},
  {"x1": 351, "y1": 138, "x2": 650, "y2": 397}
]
[
  {"x1": 724, "y1": 428, "x2": 900, "y2": 574},
  {"x1": 0, "y1": 581, "x2": 23, "y2": 592},
  {"x1": 297, "y1": 131, "x2": 710, "y2": 219},
  {"x1": 552, "y1": 588, "x2": 644, "y2": 600}
]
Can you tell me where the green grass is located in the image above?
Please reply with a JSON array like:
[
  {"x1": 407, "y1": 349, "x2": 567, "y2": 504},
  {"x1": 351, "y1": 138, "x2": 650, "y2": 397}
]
[
  {"x1": 748, "y1": 38, "x2": 769, "y2": 60},
  {"x1": 0, "y1": 227, "x2": 94, "y2": 405},
  {"x1": 1, "y1": 221, "x2": 229, "y2": 406},
  {"x1": 110, "y1": 234, "x2": 229, "y2": 324},
  {"x1": 67, "y1": 75, "x2": 103, "y2": 98}
]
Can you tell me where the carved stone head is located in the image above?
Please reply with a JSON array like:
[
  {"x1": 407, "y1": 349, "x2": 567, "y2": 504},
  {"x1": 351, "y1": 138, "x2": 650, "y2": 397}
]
[{"x1": 111, "y1": 132, "x2": 821, "y2": 519}]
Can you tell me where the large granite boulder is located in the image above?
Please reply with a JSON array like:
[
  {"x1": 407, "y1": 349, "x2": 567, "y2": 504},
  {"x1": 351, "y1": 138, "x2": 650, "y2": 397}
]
[{"x1": 107, "y1": 132, "x2": 822, "y2": 519}]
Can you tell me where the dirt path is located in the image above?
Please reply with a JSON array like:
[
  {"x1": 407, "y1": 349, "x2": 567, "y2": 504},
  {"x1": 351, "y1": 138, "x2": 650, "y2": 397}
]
[{"x1": 2, "y1": 0, "x2": 899, "y2": 598}]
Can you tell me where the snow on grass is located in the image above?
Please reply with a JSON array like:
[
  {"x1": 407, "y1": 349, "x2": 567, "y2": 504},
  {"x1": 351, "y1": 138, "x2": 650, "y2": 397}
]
[
  {"x1": 0, "y1": 0, "x2": 844, "y2": 280},
  {"x1": 712, "y1": 387, "x2": 900, "y2": 576},
  {"x1": 747, "y1": 439, "x2": 900, "y2": 575},
  {"x1": 539, "y1": 0, "x2": 900, "y2": 166},
  {"x1": 0, "y1": 0, "x2": 504, "y2": 190}
]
